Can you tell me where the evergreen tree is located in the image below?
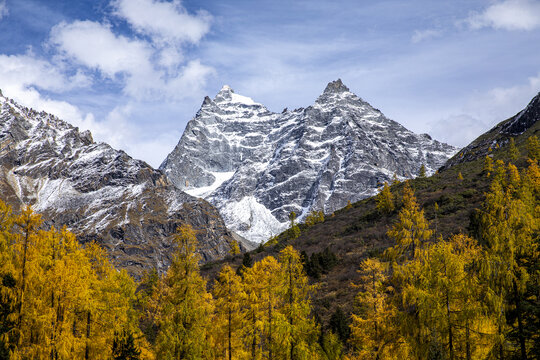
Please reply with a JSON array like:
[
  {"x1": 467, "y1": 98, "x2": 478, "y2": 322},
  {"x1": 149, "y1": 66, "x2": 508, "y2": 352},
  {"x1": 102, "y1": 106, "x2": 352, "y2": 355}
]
[
  {"x1": 237, "y1": 252, "x2": 253, "y2": 277},
  {"x1": 329, "y1": 307, "x2": 350, "y2": 343}
]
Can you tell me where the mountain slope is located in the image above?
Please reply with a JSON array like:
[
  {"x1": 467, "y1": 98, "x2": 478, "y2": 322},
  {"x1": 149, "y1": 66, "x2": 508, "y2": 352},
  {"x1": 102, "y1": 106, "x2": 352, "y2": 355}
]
[
  {"x1": 202, "y1": 90, "x2": 540, "y2": 327},
  {"x1": 161, "y1": 80, "x2": 458, "y2": 242},
  {"x1": 0, "y1": 93, "x2": 238, "y2": 276}
]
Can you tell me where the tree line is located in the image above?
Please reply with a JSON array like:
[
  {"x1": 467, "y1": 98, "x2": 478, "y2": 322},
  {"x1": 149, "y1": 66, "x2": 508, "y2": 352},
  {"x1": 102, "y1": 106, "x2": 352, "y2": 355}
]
[
  {"x1": 0, "y1": 136, "x2": 538, "y2": 359},
  {"x1": 353, "y1": 157, "x2": 539, "y2": 359}
]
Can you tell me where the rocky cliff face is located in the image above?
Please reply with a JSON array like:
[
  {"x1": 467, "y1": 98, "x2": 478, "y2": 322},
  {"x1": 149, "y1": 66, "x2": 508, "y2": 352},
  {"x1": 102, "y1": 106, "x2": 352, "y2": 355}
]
[
  {"x1": 161, "y1": 80, "x2": 458, "y2": 242},
  {"x1": 443, "y1": 92, "x2": 540, "y2": 169},
  {"x1": 0, "y1": 93, "x2": 238, "y2": 277}
]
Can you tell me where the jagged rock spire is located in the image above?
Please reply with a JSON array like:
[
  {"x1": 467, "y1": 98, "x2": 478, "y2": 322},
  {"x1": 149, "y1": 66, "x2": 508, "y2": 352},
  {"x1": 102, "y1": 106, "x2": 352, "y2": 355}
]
[{"x1": 323, "y1": 79, "x2": 350, "y2": 94}]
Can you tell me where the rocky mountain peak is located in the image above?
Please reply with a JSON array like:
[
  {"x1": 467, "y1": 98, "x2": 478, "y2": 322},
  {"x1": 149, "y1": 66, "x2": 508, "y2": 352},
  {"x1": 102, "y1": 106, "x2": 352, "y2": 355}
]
[
  {"x1": 162, "y1": 80, "x2": 458, "y2": 242},
  {"x1": 212, "y1": 85, "x2": 260, "y2": 107},
  {"x1": 0, "y1": 94, "x2": 239, "y2": 276},
  {"x1": 323, "y1": 79, "x2": 350, "y2": 94},
  {"x1": 502, "y1": 92, "x2": 540, "y2": 135},
  {"x1": 214, "y1": 85, "x2": 234, "y2": 103},
  {"x1": 202, "y1": 95, "x2": 213, "y2": 106}
]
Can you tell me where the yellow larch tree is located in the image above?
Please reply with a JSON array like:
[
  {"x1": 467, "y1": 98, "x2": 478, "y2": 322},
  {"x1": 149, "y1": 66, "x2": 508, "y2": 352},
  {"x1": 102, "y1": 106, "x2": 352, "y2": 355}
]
[
  {"x1": 213, "y1": 264, "x2": 247, "y2": 360},
  {"x1": 376, "y1": 182, "x2": 394, "y2": 214},
  {"x1": 155, "y1": 224, "x2": 214, "y2": 360},
  {"x1": 399, "y1": 235, "x2": 494, "y2": 360},
  {"x1": 386, "y1": 182, "x2": 432, "y2": 261},
  {"x1": 242, "y1": 256, "x2": 282, "y2": 360},
  {"x1": 276, "y1": 246, "x2": 319, "y2": 360},
  {"x1": 350, "y1": 257, "x2": 408, "y2": 360},
  {"x1": 0, "y1": 203, "x2": 141, "y2": 359},
  {"x1": 483, "y1": 155, "x2": 494, "y2": 177},
  {"x1": 477, "y1": 162, "x2": 539, "y2": 359}
]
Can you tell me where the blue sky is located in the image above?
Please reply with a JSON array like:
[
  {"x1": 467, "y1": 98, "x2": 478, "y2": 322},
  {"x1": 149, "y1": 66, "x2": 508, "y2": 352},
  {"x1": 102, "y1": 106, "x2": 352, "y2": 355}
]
[{"x1": 0, "y1": 0, "x2": 539, "y2": 167}]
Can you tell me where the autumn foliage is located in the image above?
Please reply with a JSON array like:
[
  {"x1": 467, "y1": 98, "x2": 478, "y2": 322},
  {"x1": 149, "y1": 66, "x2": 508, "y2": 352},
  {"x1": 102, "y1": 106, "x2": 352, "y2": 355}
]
[{"x1": 0, "y1": 151, "x2": 538, "y2": 359}]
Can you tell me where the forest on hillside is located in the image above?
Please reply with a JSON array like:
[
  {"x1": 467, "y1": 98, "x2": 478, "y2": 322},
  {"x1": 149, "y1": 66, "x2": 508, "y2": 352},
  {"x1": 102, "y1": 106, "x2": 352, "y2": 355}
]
[{"x1": 0, "y1": 136, "x2": 539, "y2": 360}]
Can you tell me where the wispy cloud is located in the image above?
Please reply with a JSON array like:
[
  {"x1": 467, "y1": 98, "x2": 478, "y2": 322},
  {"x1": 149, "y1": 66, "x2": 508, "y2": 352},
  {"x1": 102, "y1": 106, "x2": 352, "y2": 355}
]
[
  {"x1": 465, "y1": 0, "x2": 540, "y2": 31},
  {"x1": 411, "y1": 29, "x2": 442, "y2": 43},
  {"x1": 0, "y1": 0, "x2": 8, "y2": 20},
  {"x1": 430, "y1": 73, "x2": 540, "y2": 146}
]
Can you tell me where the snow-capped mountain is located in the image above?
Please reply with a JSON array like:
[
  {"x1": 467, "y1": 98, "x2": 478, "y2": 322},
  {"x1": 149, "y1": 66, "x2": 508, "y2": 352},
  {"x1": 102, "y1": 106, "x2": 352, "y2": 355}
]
[
  {"x1": 0, "y1": 91, "x2": 238, "y2": 276},
  {"x1": 160, "y1": 80, "x2": 458, "y2": 243}
]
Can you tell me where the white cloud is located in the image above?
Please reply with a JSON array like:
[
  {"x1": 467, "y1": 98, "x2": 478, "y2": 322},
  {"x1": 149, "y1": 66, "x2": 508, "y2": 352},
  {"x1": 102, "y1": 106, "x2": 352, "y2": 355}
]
[
  {"x1": 430, "y1": 114, "x2": 489, "y2": 147},
  {"x1": 112, "y1": 0, "x2": 211, "y2": 44},
  {"x1": 0, "y1": 1, "x2": 8, "y2": 20},
  {"x1": 0, "y1": 53, "x2": 105, "y2": 144},
  {"x1": 49, "y1": 19, "x2": 213, "y2": 101},
  {"x1": 430, "y1": 73, "x2": 540, "y2": 147},
  {"x1": 0, "y1": 53, "x2": 70, "y2": 92},
  {"x1": 411, "y1": 29, "x2": 442, "y2": 43},
  {"x1": 466, "y1": 0, "x2": 540, "y2": 31},
  {"x1": 92, "y1": 103, "x2": 182, "y2": 167},
  {"x1": 465, "y1": 73, "x2": 540, "y2": 120},
  {"x1": 0, "y1": 1, "x2": 215, "y2": 167},
  {"x1": 50, "y1": 21, "x2": 154, "y2": 78}
]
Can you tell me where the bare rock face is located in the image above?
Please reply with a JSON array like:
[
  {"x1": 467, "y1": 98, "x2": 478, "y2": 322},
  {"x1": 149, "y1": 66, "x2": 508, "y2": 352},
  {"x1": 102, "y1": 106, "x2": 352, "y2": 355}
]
[
  {"x1": 160, "y1": 79, "x2": 458, "y2": 242},
  {"x1": 0, "y1": 94, "x2": 239, "y2": 277}
]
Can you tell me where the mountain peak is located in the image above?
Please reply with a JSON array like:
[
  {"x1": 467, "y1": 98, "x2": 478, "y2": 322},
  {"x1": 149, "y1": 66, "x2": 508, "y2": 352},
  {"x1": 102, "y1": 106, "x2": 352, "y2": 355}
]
[
  {"x1": 323, "y1": 79, "x2": 350, "y2": 94},
  {"x1": 213, "y1": 85, "x2": 259, "y2": 106},
  {"x1": 220, "y1": 85, "x2": 234, "y2": 93},
  {"x1": 501, "y1": 91, "x2": 540, "y2": 135}
]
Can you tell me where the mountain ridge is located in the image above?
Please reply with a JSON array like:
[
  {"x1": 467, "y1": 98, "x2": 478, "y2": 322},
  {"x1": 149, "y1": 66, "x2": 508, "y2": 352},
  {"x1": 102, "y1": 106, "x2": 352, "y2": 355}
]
[
  {"x1": 0, "y1": 93, "x2": 240, "y2": 276},
  {"x1": 443, "y1": 92, "x2": 540, "y2": 169},
  {"x1": 161, "y1": 80, "x2": 458, "y2": 242}
]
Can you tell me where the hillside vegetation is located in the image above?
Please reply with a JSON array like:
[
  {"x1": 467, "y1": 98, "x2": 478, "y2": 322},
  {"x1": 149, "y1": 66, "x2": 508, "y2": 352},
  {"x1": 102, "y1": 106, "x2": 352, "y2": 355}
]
[{"x1": 0, "y1": 108, "x2": 538, "y2": 358}]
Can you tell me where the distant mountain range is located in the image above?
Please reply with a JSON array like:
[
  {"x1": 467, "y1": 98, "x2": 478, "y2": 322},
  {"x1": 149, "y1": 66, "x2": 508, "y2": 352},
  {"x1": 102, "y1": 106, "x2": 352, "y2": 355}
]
[{"x1": 161, "y1": 80, "x2": 458, "y2": 242}]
